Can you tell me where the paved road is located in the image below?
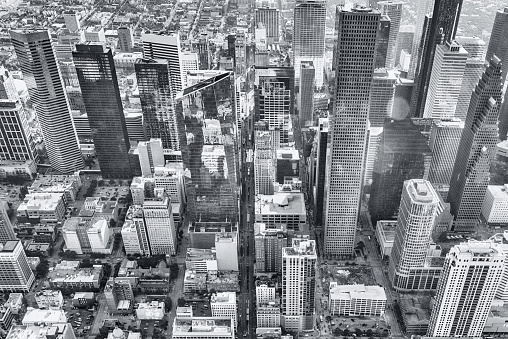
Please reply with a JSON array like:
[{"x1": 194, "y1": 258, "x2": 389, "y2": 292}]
[{"x1": 91, "y1": 295, "x2": 107, "y2": 335}]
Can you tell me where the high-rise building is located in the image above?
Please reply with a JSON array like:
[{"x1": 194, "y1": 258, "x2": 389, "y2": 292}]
[
  {"x1": 141, "y1": 33, "x2": 183, "y2": 93},
  {"x1": 454, "y1": 57, "x2": 485, "y2": 121},
  {"x1": 369, "y1": 119, "x2": 432, "y2": 222},
  {"x1": 423, "y1": 41, "x2": 468, "y2": 119},
  {"x1": 411, "y1": 0, "x2": 464, "y2": 118},
  {"x1": 293, "y1": 0, "x2": 326, "y2": 87},
  {"x1": 117, "y1": 27, "x2": 134, "y2": 52},
  {"x1": 486, "y1": 8, "x2": 508, "y2": 81},
  {"x1": 254, "y1": 67, "x2": 294, "y2": 146},
  {"x1": 0, "y1": 100, "x2": 37, "y2": 162},
  {"x1": 427, "y1": 241, "x2": 505, "y2": 337},
  {"x1": 255, "y1": 7, "x2": 280, "y2": 44},
  {"x1": 427, "y1": 119, "x2": 464, "y2": 200},
  {"x1": 448, "y1": 57, "x2": 503, "y2": 231},
  {"x1": 374, "y1": 15, "x2": 391, "y2": 69},
  {"x1": 407, "y1": 0, "x2": 434, "y2": 79},
  {"x1": 234, "y1": 32, "x2": 247, "y2": 75},
  {"x1": 175, "y1": 73, "x2": 239, "y2": 223},
  {"x1": 104, "y1": 278, "x2": 134, "y2": 314},
  {"x1": 125, "y1": 205, "x2": 151, "y2": 256},
  {"x1": 210, "y1": 292, "x2": 237, "y2": 328},
  {"x1": 455, "y1": 36, "x2": 486, "y2": 60},
  {"x1": 395, "y1": 25, "x2": 414, "y2": 67},
  {"x1": 10, "y1": 29, "x2": 83, "y2": 173},
  {"x1": 73, "y1": 43, "x2": 132, "y2": 179},
  {"x1": 314, "y1": 118, "x2": 328, "y2": 226},
  {"x1": 363, "y1": 127, "x2": 383, "y2": 187},
  {"x1": 0, "y1": 67, "x2": 19, "y2": 101},
  {"x1": 324, "y1": 5, "x2": 380, "y2": 257},
  {"x1": 138, "y1": 139, "x2": 165, "y2": 176},
  {"x1": 142, "y1": 192, "x2": 177, "y2": 255},
  {"x1": 135, "y1": 58, "x2": 180, "y2": 151},
  {"x1": 63, "y1": 11, "x2": 80, "y2": 33},
  {"x1": 368, "y1": 69, "x2": 397, "y2": 127},
  {"x1": 378, "y1": 1, "x2": 403, "y2": 69},
  {"x1": 0, "y1": 241, "x2": 35, "y2": 292},
  {"x1": 298, "y1": 62, "x2": 315, "y2": 127},
  {"x1": 282, "y1": 238, "x2": 317, "y2": 332},
  {"x1": 254, "y1": 128, "x2": 277, "y2": 195},
  {"x1": 388, "y1": 180, "x2": 442, "y2": 291},
  {"x1": 180, "y1": 52, "x2": 199, "y2": 88},
  {"x1": 0, "y1": 202, "x2": 16, "y2": 245},
  {"x1": 254, "y1": 223, "x2": 288, "y2": 273}
]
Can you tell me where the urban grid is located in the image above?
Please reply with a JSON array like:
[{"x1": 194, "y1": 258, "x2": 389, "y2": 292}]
[{"x1": 0, "y1": 0, "x2": 508, "y2": 339}]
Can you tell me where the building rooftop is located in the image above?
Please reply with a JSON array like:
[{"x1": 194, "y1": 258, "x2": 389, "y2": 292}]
[
  {"x1": 283, "y1": 239, "x2": 316, "y2": 257},
  {"x1": 329, "y1": 283, "x2": 386, "y2": 301},
  {"x1": 486, "y1": 185, "x2": 508, "y2": 200},
  {"x1": 255, "y1": 193, "x2": 306, "y2": 215},
  {"x1": 376, "y1": 220, "x2": 397, "y2": 242},
  {"x1": 399, "y1": 295, "x2": 431, "y2": 326},
  {"x1": 30, "y1": 174, "x2": 80, "y2": 193},
  {"x1": 184, "y1": 270, "x2": 207, "y2": 283},
  {"x1": 1, "y1": 240, "x2": 19, "y2": 252},
  {"x1": 18, "y1": 193, "x2": 63, "y2": 212},
  {"x1": 6, "y1": 324, "x2": 71, "y2": 339},
  {"x1": 207, "y1": 271, "x2": 238, "y2": 284},
  {"x1": 186, "y1": 248, "x2": 216, "y2": 261},
  {"x1": 189, "y1": 221, "x2": 238, "y2": 233},
  {"x1": 22, "y1": 309, "x2": 67, "y2": 325},
  {"x1": 211, "y1": 292, "x2": 236, "y2": 304},
  {"x1": 48, "y1": 263, "x2": 102, "y2": 284},
  {"x1": 173, "y1": 317, "x2": 233, "y2": 334},
  {"x1": 406, "y1": 180, "x2": 440, "y2": 204}
]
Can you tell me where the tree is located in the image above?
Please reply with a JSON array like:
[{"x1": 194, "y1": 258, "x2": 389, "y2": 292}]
[
  {"x1": 366, "y1": 329, "x2": 374, "y2": 337},
  {"x1": 109, "y1": 179, "x2": 116, "y2": 185},
  {"x1": 333, "y1": 328, "x2": 343, "y2": 337},
  {"x1": 19, "y1": 185, "x2": 29, "y2": 199},
  {"x1": 355, "y1": 328, "x2": 363, "y2": 337},
  {"x1": 98, "y1": 180, "x2": 105, "y2": 187},
  {"x1": 170, "y1": 263, "x2": 179, "y2": 279},
  {"x1": 177, "y1": 298, "x2": 186, "y2": 307},
  {"x1": 325, "y1": 316, "x2": 332, "y2": 323},
  {"x1": 164, "y1": 297, "x2": 172, "y2": 312},
  {"x1": 36, "y1": 258, "x2": 49, "y2": 279},
  {"x1": 343, "y1": 329, "x2": 351, "y2": 337},
  {"x1": 109, "y1": 219, "x2": 117, "y2": 227}
]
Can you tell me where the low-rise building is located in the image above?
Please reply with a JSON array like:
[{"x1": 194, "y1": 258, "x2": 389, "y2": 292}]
[
  {"x1": 82, "y1": 198, "x2": 119, "y2": 223},
  {"x1": 5, "y1": 294, "x2": 23, "y2": 315},
  {"x1": 105, "y1": 278, "x2": 134, "y2": 315},
  {"x1": 48, "y1": 261, "x2": 103, "y2": 290},
  {"x1": 29, "y1": 174, "x2": 82, "y2": 203},
  {"x1": 17, "y1": 193, "x2": 66, "y2": 224},
  {"x1": 62, "y1": 218, "x2": 112, "y2": 254},
  {"x1": 375, "y1": 220, "x2": 396, "y2": 257},
  {"x1": 398, "y1": 294, "x2": 430, "y2": 335},
  {"x1": 211, "y1": 292, "x2": 237, "y2": 328},
  {"x1": 482, "y1": 185, "x2": 508, "y2": 224},
  {"x1": 172, "y1": 317, "x2": 234, "y2": 339},
  {"x1": 207, "y1": 271, "x2": 240, "y2": 293},
  {"x1": 72, "y1": 292, "x2": 94, "y2": 309},
  {"x1": 183, "y1": 270, "x2": 207, "y2": 294},
  {"x1": 34, "y1": 290, "x2": 64, "y2": 310},
  {"x1": 329, "y1": 283, "x2": 386, "y2": 316},
  {"x1": 257, "y1": 301, "x2": 281, "y2": 328},
  {"x1": 188, "y1": 222, "x2": 238, "y2": 249},
  {"x1": 255, "y1": 193, "x2": 306, "y2": 231},
  {"x1": 6, "y1": 324, "x2": 76, "y2": 339},
  {"x1": 136, "y1": 301, "x2": 165, "y2": 320},
  {"x1": 186, "y1": 248, "x2": 218, "y2": 273},
  {"x1": 0, "y1": 160, "x2": 36, "y2": 180},
  {"x1": 256, "y1": 281, "x2": 277, "y2": 304},
  {"x1": 176, "y1": 307, "x2": 193, "y2": 318},
  {"x1": 0, "y1": 294, "x2": 23, "y2": 333},
  {"x1": 22, "y1": 309, "x2": 67, "y2": 326},
  {"x1": 484, "y1": 302, "x2": 508, "y2": 335}
]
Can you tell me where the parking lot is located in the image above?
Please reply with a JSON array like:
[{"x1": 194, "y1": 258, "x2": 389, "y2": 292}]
[
  {"x1": 182, "y1": 299, "x2": 212, "y2": 317},
  {"x1": 66, "y1": 307, "x2": 95, "y2": 336}
]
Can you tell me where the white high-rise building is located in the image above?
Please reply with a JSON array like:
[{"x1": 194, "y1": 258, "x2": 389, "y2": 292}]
[
  {"x1": 388, "y1": 179, "x2": 442, "y2": 291},
  {"x1": 121, "y1": 220, "x2": 143, "y2": 255},
  {"x1": 423, "y1": 41, "x2": 468, "y2": 119},
  {"x1": 180, "y1": 52, "x2": 199, "y2": 88},
  {"x1": 141, "y1": 33, "x2": 183, "y2": 93},
  {"x1": 427, "y1": 241, "x2": 505, "y2": 338},
  {"x1": 0, "y1": 201, "x2": 16, "y2": 245},
  {"x1": 124, "y1": 205, "x2": 151, "y2": 256},
  {"x1": 293, "y1": 0, "x2": 326, "y2": 87},
  {"x1": 0, "y1": 241, "x2": 35, "y2": 292},
  {"x1": 281, "y1": 238, "x2": 317, "y2": 332},
  {"x1": 210, "y1": 292, "x2": 237, "y2": 328},
  {"x1": 254, "y1": 129, "x2": 277, "y2": 195},
  {"x1": 63, "y1": 11, "x2": 80, "y2": 32},
  {"x1": 138, "y1": 139, "x2": 165, "y2": 176},
  {"x1": 324, "y1": 5, "x2": 380, "y2": 256},
  {"x1": 454, "y1": 57, "x2": 485, "y2": 121},
  {"x1": 215, "y1": 233, "x2": 238, "y2": 271},
  {"x1": 408, "y1": 0, "x2": 435, "y2": 79},
  {"x1": 143, "y1": 191, "x2": 177, "y2": 255}
]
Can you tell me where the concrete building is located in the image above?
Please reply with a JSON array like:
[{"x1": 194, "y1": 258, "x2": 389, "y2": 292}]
[
  {"x1": 281, "y1": 239, "x2": 316, "y2": 332},
  {"x1": 256, "y1": 282, "x2": 277, "y2": 304},
  {"x1": 378, "y1": 1, "x2": 403, "y2": 68},
  {"x1": 257, "y1": 301, "x2": 281, "y2": 328},
  {"x1": 375, "y1": 220, "x2": 396, "y2": 257},
  {"x1": 389, "y1": 180, "x2": 442, "y2": 291},
  {"x1": 136, "y1": 301, "x2": 165, "y2": 320},
  {"x1": 214, "y1": 233, "x2": 238, "y2": 272},
  {"x1": 185, "y1": 248, "x2": 218, "y2": 273},
  {"x1": 9, "y1": 29, "x2": 83, "y2": 174},
  {"x1": 62, "y1": 218, "x2": 111, "y2": 254},
  {"x1": 6, "y1": 324, "x2": 76, "y2": 339},
  {"x1": 117, "y1": 27, "x2": 134, "y2": 52},
  {"x1": 254, "y1": 224, "x2": 288, "y2": 274},
  {"x1": 482, "y1": 185, "x2": 508, "y2": 224},
  {"x1": 368, "y1": 69, "x2": 397, "y2": 127},
  {"x1": 143, "y1": 192, "x2": 176, "y2": 255},
  {"x1": 138, "y1": 139, "x2": 165, "y2": 176},
  {"x1": 63, "y1": 11, "x2": 80, "y2": 32},
  {"x1": 328, "y1": 283, "x2": 386, "y2": 316},
  {"x1": 255, "y1": 193, "x2": 306, "y2": 231},
  {"x1": 210, "y1": 292, "x2": 237, "y2": 327},
  {"x1": 181, "y1": 52, "x2": 199, "y2": 88},
  {"x1": 172, "y1": 317, "x2": 234, "y2": 339},
  {"x1": 395, "y1": 25, "x2": 414, "y2": 67},
  {"x1": 325, "y1": 6, "x2": 379, "y2": 256},
  {"x1": 0, "y1": 241, "x2": 34, "y2": 292},
  {"x1": 254, "y1": 129, "x2": 277, "y2": 195},
  {"x1": 427, "y1": 241, "x2": 505, "y2": 338},
  {"x1": 363, "y1": 127, "x2": 383, "y2": 187},
  {"x1": 423, "y1": 41, "x2": 468, "y2": 119},
  {"x1": 48, "y1": 261, "x2": 102, "y2": 290},
  {"x1": 188, "y1": 222, "x2": 238, "y2": 249},
  {"x1": 0, "y1": 201, "x2": 16, "y2": 245},
  {"x1": 454, "y1": 53, "x2": 485, "y2": 121},
  {"x1": 293, "y1": 0, "x2": 325, "y2": 87},
  {"x1": 121, "y1": 220, "x2": 142, "y2": 255},
  {"x1": 22, "y1": 309, "x2": 67, "y2": 326},
  {"x1": 427, "y1": 119, "x2": 464, "y2": 200},
  {"x1": 255, "y1": 7, "x2": 279, "y2": 44},
  {"x1": 298, "y1": 62, "x2": 315, "y2": 127},
  {"x1": 34, "y1": 290, "x2": 64, "y2": 310},
  {"x1": 183, "y1": 270, "x2": 207, "y2": 294},
  {"x1": 17, "y1": 193, "x2": 66, "y2": 224},
  {"x1": 29, "y1": 174, "x2": 82, "y2": 203},
  {"x1": 104, "y1": 278, "x2": 134, "y2": 315}
]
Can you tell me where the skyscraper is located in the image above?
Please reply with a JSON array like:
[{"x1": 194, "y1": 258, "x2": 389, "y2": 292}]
[
  {"x1": 314, "y1": 118, "x2": 328, "y2": 227},
  {"x1": 408, "y1": 0, "x2": 434, "y2": 79},
  {"x1": 234, "y1": 32, "x2": 247, "y2": 75},
  {"x1": 455, "y1": 36, "x2": 486, "y2": 60},
  {"x1": 427, "y1": 241, "x2": 505, "y2": 337},
  {"x1": 117, "y1": 27, "x2": 134, "y2": 52},
  {"x1": 427, "y1": 119, "x2": 464, "y2": 200},
  {"x1": 388, "y1": 180, "x2": 442, "y2": 291},
  {"x1": 0, "y1": 201, "x2": 16, "y2": 245},
  {"x1": 282, "y1": 238, "x2": 317, "y2": 332},
  {"x1": 0, "y1": 240, "x2": 35, "y2": 292},
  {"x1": 255, "y1": 7, "x2": 280, "y2": 44},
  {"x1": 254, "y1": 223, "x2": 287, "y2": 273},
  {"x1": 448, "y1": 57, "x2": 503, "y2": 231},
  {"x1": 411, "y1": 0, "x2": 464, "y2": 118},
  {"x1": 141, "y1": 33, "x2": 183, "y2": 93},
  {"x1": 454, "y1": 47, "x2": 485, "y2": 121},
  {"x1": 10, "y1": 29, "x2": 83, "y2": 173},
  {"x1": 423, "y1": 41, "x2": 468, "y2": 119},
  {"x1": 0, "y1": 100, "x2": 37, "y2": 162},
  {"x1": 143, "y1": 191, "x2": 177, "y2": 255},
  {"x1": 368, "y1": 69, "x2": 397, "y2": 127},
  {"x1": 395, "y1": 25, "x2": 414, "y2": 67},
  {"x1": 324, "y1": 5, "x2": 380, "y2": 257},
  {"x1": 254, "y1": 67, "x2": 294, "y2": 146},
  {"x1": 369, "y1": 119, "x2": 432, "y2": 223},
  {"x1": 298, "y1": 62, "x2": 315, "y2": 127},
  {"x1": 135, "y1": 58, "x2": 180, "y2": 151},
  {"x1": 374, "y1": 15, "x2": 391, "y2": 69},
  {"x1": 73, "y1": 43, "x2": 132, "y2": 179},
  {"x1": 486, "y1": 8, "x2": 508, "y2": 81},
  {"x1": 293, "y1": 0, "x2": 326, "y2": 87},
  {"x1": 378, "y1": 1, "x2": 403, "y2": 69},
  {"x1": 175, "y1": 72, "x2": 239, "y2": 223},
  {"x1": 254, "y1": 127, "x2": 277, "y2": 195}
]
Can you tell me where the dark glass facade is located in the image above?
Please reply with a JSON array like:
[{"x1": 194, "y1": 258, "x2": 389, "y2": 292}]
[
  {"x1": 135, "y1": 58, "x2": 180, "y2": 151},
  {"x1": 175, "y1": 72, "x2": 239, "y2": 223},
  {"x1": 73, "y1": 44, "x2": 132, "y2": 178},
  {"x1": 374, "y1": 15, "x2": 390, "y2": 69}
]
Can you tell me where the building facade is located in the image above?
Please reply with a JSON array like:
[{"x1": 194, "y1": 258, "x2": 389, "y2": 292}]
[
  {"x1": 0, "y1": 241, "x2": 35, "y2": 292},
  {"x1": 378, "y1": 1, "x2": 403, "y2": 68}
]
